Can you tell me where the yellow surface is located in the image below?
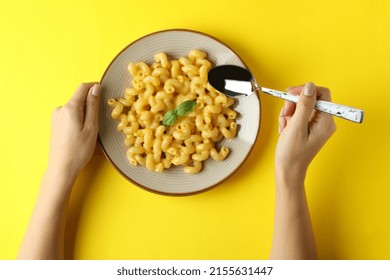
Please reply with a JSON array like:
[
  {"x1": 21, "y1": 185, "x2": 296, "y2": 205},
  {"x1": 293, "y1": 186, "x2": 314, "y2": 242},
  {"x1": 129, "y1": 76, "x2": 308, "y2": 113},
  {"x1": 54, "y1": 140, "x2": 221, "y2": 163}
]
[{"x1": 0, "y1": 0, "x2": 389, "y2": 260}]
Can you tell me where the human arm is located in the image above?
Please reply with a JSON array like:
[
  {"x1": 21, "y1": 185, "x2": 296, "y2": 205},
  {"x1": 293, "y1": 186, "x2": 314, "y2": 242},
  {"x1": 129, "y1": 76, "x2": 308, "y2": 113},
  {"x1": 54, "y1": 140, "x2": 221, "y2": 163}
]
[
  {"x1": 17, "y1": 83, "x2": 101, "y2": 259},
  {"x1": 269, "y1": 82, "x2": 336, "y2": 259}
]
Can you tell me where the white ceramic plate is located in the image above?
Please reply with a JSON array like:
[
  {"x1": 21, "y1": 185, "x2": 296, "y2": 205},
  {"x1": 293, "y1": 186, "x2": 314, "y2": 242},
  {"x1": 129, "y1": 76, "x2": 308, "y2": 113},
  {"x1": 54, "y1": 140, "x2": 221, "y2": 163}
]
[{"x1": 99, "y1": 29, "x2": 260, "y2": 195}]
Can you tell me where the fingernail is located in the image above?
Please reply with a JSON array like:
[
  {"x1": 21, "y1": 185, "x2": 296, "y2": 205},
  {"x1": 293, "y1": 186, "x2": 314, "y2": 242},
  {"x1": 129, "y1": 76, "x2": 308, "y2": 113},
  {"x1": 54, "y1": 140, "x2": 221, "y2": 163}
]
[
  {"x1": 91, "y1": 84, "x2": 100, "y2": 97},
  {"x1": 303, "y1": 82, "x2": 315, "y2": 96},
  {"x1": 278, "y1": 125, "x2": 283, "y2": 134}
]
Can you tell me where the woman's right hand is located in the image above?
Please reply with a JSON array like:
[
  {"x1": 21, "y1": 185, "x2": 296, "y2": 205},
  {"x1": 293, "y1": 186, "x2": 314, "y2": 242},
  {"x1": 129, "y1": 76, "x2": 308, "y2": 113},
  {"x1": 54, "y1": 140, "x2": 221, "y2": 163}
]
[{"x1": 275, "y1": 82, "x2": 336, "y2": 187}]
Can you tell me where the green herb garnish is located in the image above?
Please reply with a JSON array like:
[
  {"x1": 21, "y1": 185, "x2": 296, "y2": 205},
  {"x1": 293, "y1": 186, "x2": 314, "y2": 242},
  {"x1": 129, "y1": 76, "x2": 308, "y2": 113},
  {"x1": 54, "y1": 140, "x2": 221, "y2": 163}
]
[
  {"x1": 162, "y1": 100, "x2": 196, "y2": 126},
  {"x1": 162, "y1": 109, "x2": 178, "y2": 127},
  {"x1": 175, "y1": 100, "x2": 197, "y2": 116}
]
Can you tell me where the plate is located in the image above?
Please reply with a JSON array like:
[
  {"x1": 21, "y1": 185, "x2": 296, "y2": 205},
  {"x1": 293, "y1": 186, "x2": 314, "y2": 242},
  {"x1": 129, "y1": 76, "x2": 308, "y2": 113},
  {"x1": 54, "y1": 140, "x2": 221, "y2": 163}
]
[{"x1": 99, "y1": 29, "x2": 260, "y2": 195}]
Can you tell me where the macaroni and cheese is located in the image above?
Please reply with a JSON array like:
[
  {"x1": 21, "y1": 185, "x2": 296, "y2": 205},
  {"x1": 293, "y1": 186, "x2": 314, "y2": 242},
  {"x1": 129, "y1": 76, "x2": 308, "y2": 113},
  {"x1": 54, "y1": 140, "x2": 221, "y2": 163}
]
[{"x1": 108, "y1": 50, "x2": 238, "y2": 174}]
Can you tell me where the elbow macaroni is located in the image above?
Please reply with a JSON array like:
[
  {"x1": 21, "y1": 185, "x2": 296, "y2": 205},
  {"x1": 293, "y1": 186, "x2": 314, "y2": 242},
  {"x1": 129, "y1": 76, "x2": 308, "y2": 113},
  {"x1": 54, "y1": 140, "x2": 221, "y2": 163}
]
[{"x1": 108, "y1": 50, "x2": 238, "y2": 174}]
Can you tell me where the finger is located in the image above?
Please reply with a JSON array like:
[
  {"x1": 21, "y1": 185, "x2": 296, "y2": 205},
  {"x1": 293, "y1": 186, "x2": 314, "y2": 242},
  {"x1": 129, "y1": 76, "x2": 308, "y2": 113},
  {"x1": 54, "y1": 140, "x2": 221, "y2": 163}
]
[
  {"x1": 282, "y1": 85, "x2": 304, "y2": 117},
  {"x1": 316, "y1": 86, "x2": 332, "y2": 102},
  {"x1": 312, "y1": 86, "x2": 335, "y2": 125},
  {"x1": 278, "y1": 112, "x2": 287, "y2": 134},
  {"x1": 68, "y1": 82, "x2": 99, "y2": 106},
  {"x1": 286, "y1": 84, "x2": 305, "y2": 93},
  {"x1": 292, "y1": 82, "x2": 317, "y2": 126},
  {"x1": 281, "y1": 85, "x2": 304, "y2": 118},
  {"x1": 84, "y1": 84, "x2": 101, "y2": 131},
  {"x1": 282, "y1": 100, "x2": 295, "y2": 117},
  {"x1": 278, "y1": 85, "x2": 304, "y2": 133},
  {"x1": 278, "y1": 107, "x2": 286, "y2": 133}
]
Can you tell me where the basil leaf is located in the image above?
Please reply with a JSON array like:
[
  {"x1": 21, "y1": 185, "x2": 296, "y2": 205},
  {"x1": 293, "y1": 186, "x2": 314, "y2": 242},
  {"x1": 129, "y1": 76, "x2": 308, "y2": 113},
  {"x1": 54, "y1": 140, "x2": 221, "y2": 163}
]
[
  {"x1": 162, "y1": 100, "x2": 196, "y2": 126},
  {"x1": 175, "y1": 100, "x2": 196, "y2": 116},
  {"x1": 162, "y1": 109, "x2": 177, "y2": 126}
]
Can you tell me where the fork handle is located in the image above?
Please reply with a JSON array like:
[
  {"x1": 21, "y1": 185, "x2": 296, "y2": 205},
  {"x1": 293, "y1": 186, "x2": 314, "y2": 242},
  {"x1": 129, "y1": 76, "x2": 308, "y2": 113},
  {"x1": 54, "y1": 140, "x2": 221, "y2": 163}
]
[{"x1": 261, "y1": 87, "x2": 364, "y2": 123}]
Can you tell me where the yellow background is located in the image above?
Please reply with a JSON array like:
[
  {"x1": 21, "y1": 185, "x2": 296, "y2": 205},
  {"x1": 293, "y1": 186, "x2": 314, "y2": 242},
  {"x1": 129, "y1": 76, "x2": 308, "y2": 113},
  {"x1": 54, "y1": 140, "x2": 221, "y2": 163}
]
[{"x1": 0, "y1": 0, "x2": 389, "y2": 260}]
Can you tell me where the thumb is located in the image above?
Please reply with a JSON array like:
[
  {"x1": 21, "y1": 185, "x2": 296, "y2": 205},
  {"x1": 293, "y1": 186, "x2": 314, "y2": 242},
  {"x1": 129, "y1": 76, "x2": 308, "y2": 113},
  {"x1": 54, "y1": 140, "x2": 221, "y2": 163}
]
[
  {"x1": 84, "y1": 84, "x2": 101, "y2": 130},
  {"x1": 293, "y1": 82, "x2": 317, "y2": 126}
]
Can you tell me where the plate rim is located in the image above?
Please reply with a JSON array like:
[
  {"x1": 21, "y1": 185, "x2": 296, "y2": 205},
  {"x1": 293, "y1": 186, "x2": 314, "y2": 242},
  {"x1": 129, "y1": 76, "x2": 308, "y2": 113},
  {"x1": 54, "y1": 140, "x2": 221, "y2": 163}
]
[{"x1": 99, "y1": 28, "x2": 261, "y2": 196}]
